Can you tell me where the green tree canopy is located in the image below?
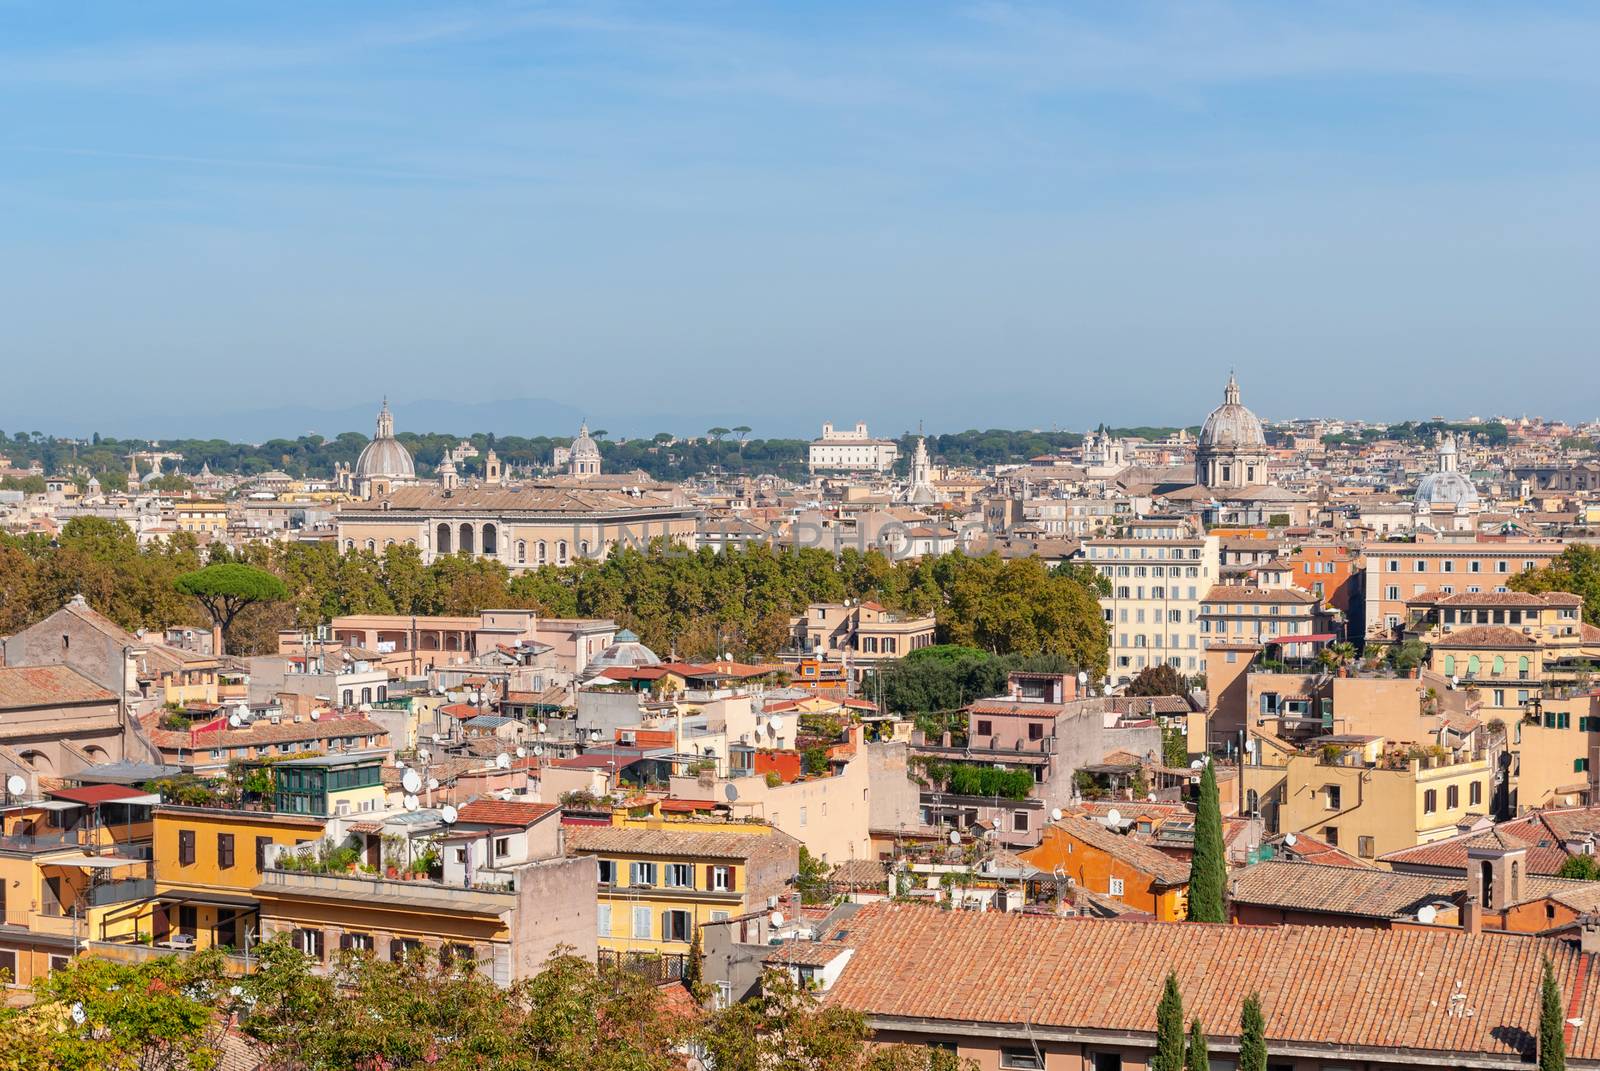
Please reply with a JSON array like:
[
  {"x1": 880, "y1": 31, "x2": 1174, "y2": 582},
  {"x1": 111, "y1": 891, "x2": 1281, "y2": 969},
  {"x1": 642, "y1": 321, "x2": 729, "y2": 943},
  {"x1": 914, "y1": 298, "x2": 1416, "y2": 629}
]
[
  {"x1": 174, "y1": 562, "x2": 288, "y2": 652},
  {"x1": 1153, "y1": 972, "x2": 1186, "y2": 1071},
  {"x1": 1187, "y1": 760, "x2": 1227, "y2": 922},
  {"x1": 1128, "y1": 663, "x2": 1186, "y2": 697},
  {"x1": 1186, "y1": 1018, "x2": 1210, "y2": 1071},
  {"x1": 1239, "y1": 993, "x2": 1267, "y2": 1071}
]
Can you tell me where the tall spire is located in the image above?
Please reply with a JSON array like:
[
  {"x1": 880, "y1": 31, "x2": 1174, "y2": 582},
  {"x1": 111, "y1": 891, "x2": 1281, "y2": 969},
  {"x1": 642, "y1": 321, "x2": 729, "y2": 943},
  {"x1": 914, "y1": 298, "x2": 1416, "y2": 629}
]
[
  {"x1": 375, "y1": 398, "x2": 395, "y2": 440},
  {"x1": 1224, "y1": 371, "x2": 1240, "y2": 406}
]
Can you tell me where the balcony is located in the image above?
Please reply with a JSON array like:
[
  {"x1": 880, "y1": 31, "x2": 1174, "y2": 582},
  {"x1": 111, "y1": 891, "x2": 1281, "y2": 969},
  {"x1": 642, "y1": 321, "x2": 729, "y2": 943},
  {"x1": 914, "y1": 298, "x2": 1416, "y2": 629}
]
[{"x1": 257, "y1": 868, "x2": 516, "y2": 915}]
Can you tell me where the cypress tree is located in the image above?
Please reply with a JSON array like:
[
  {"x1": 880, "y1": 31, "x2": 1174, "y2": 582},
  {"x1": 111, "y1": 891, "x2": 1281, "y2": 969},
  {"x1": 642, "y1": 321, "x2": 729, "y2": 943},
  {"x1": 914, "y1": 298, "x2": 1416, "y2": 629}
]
[
  {"x1": 1186, "y1": 1018, "x2": 1210, "y2": 1071},
  {"x1": 1238, "y1": 993, "x2": 1267, "y2": 1071},
  {"x1": 1541, "y1": 956, "x2": 1566, "y2": 1071},
  {"x1": 1153, "y1": 972, "x2": 1185, "y2": 1071},
  {"x1": 1187, "y1": 759, "x2": 1226, "y2": 922}
]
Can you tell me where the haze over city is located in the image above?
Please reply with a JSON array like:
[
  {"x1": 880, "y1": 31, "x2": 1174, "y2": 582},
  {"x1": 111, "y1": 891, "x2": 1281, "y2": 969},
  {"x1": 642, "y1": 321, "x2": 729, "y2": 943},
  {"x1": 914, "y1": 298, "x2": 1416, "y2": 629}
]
[{"x1": 5, "y1": 1, "x2": 1600, "y2": 439}]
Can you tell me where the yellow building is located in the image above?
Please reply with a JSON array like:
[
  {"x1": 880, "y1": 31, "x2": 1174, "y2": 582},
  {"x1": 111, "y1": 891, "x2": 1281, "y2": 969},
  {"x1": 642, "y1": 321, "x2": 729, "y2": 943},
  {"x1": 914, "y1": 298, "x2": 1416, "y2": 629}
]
[
  {"x1": 1507, "y1": 695, "x2": 1600, "y2": 813},
  {"x1": 1414, "y1": 590, "x2": 1598, "y2": 712},
  {"x1": 565, "y1": 815, "x2": 799, "y2": 969},
  {"x1": 1274, "y1": 736, "x2": 1492, "y2": 861},
  {"x1": 0, "y1": 787, "x2": 158, "y2": 988},
  {"x1": 151, "y1": 804, "x2": 327, "y2": 952},
  {"x1": 172, "y1": 501, "x2": 229, "y2": 535}
]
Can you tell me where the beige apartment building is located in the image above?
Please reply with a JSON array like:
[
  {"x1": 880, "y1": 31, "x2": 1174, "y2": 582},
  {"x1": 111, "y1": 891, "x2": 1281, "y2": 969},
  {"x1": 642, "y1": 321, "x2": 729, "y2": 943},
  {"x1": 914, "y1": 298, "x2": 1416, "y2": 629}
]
[
  {"x1": 1198, "y1": 585, "x2": 1321, "y2": 659},
  {"x1": 790, "y1": 602, "x2": 936, "y2": 678},
  {"x1": 1084, "y1": 526, "x2": 1220, "y2": 686},
  {"x1": 1362, "y1": 538, "x2": 1563, "y2": 638}
]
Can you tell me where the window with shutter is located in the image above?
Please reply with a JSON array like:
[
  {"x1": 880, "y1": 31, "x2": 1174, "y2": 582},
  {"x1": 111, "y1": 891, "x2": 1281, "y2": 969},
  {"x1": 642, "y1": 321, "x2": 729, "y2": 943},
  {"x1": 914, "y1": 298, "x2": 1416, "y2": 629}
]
[
  {"x1": 217, "y1": 833, "x2": 235, "y2": 869},
  {"x1": 632, "y1": 906, "x2": 652, "y2": 939},
  {"x1": 178, "y1": 830, "x2": 195, "y2": 866}
]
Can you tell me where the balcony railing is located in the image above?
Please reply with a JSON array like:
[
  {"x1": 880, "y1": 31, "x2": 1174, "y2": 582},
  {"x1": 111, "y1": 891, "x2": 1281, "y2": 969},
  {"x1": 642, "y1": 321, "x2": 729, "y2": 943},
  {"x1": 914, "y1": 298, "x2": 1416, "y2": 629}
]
[
  {"x1": 598, "y1": 949, "x2": 689, "y2": 982},
  {"x1": 84, "y1": 877, "x2": 156, "y2": 907}
]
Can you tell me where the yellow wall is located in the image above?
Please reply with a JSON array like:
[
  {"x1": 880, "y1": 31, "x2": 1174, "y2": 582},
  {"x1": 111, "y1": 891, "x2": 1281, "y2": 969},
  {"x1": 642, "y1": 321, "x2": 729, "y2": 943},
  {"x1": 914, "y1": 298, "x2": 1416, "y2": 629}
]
[
  {"x1": 1279, "y1": 753, "x2": 1491, "y2": 860},
  {"x1": 1511, "y1": 699, "x2": 1597, "y2": 812}
]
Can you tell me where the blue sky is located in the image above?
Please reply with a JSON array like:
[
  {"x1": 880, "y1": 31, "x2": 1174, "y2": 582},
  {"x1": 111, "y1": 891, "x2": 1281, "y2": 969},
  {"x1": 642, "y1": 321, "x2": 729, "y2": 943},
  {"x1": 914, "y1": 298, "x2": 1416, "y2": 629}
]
[{"x1": 3, "y1": 1, "x2": 1599, "y2": 440}]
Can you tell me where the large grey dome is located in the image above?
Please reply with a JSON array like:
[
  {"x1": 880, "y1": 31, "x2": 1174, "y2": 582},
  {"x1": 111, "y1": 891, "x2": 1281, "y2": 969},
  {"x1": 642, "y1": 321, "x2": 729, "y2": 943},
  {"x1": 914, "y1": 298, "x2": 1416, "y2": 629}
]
[
  {"x1": 571, "y1": 423, "x2": 601, "y2": 462},
  {"x1": 354, "y1": 400, "x2": 415, "y2": 480},
  {"x1": 1199, "y1": 374, "x2": 1266, "y2": 449},
  {"x1": 1415, "y1": 471, "x2": 1478, "y2": 509}
]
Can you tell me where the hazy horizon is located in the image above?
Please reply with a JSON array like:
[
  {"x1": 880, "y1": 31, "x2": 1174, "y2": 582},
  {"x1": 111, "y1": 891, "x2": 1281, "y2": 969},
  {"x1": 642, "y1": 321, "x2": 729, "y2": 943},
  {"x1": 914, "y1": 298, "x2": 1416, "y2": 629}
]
[{"x1": 5, "y1": 1, "x2": 1599, "y2": 436}]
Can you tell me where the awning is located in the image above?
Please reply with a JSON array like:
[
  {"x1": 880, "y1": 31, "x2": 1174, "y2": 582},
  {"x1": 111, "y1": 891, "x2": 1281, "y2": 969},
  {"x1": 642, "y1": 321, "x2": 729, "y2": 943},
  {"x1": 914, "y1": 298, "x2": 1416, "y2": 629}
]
[
  {"x1": 42, "y1": 853, "x2": 145, "y2": 870},
  {"x1": 50, "y1": 785, "x2": 159, "y2": 806},
  {"x1": 35, "y1": 800, "x2": 83, "y2": 811},
  {"x1": 156, "y1": 888, "x2": 260, "y2": 909}
]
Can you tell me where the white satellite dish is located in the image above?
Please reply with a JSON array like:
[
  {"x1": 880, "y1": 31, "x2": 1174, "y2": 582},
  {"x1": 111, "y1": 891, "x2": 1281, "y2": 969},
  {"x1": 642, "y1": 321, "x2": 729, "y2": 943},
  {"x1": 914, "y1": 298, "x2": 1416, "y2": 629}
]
[
  {"x1": 5, "y1": 774, "x2": 25, "y2": 796},
  {"x1": 1283, "y1": 832, "x2": 1298, "y2": 847},
  {"x1": 769, "y1": 911, "x2": 784, "y2": 928},
  {"x1": 1189, "y1": 759, "x2": 1204, "y2": 771},
  {"x1": 1451, "y1": 675, "x2": 1460, "y2": 688},
  {"x1": 417, "y1": 748, "x2": 430, "y2": 762},
  {"x1": 441, "y1": 805, "x2": 459, "y2": 825},
  {"x1": 432, "y1": 733, "x2": 444, "y2": 744},
  {"x1": 515, "y1": 746, "x2": 526, "y2": 758},
  {"x1": 588, "y1": 729, "x2": 601, "y2": 743},
  {"x1": 403, "y1": 794, "x2": 419, "y2": 811},
  {"x1": 401, "y1": 769, "x2": 423, "y2": 794},
  {"x1": 948, "y1": 829, "x2": 961, "y2": 845},
  {"x1": 1077, "y1": 671, "x2": 1089, "y2": 685},
  {"x1": 532, "y1": 745, "x2": 544, "y2": 756},
  {"x1": 725, "y1": 783, "x2": 740, "y2": 802},
  {"x1": 426, "y1": 777, "x2": 439, "y2": 791},
  {"x1": 394, "y1": 758, "x2": 407, "y2": 770},
  {"x1": 1417, "y1": 904, "x2": 1438, "y2": 925},
  {"x1": 1050, "y1": 807, "x2": 1063, "y2": 822},
  {"x1": 228, "y1": 712, "x2": 242, "y2": 727},
  {"x1": 536, "y1": 721, "x2": 547, "y2": 734},
  {"x1": 1244, "y1": 739, "x2": 1256, "y2": 753},
  {"x1": 495, "y1": 752, "x2": 511, "y2": 769},
  {"x1": 1106, "y1": 809, "x2": 1122, "y2": 826},
  {"x1": 70, "y1": 1002, "x2": 86, "y2": 1025},
  {"x1": 310, "y1": 710, "x2": 320, "y2": 721}
]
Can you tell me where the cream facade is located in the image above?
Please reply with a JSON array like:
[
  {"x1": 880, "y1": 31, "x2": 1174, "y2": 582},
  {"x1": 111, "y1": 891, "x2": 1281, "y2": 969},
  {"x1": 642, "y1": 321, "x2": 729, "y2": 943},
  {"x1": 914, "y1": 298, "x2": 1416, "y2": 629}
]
[
  {"x1": 1362, "y1": 539, "x2": 1563, "y2": 638},
  {"x1": 1085, "y1": 530, "x2": 1220, "y2": 684}
]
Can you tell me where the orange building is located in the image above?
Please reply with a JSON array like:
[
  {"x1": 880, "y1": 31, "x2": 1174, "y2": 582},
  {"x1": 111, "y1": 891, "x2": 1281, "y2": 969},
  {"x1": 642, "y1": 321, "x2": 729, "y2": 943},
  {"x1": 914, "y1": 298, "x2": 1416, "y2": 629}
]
[
  {"x1": 1286, "y1": 542, "x2": 1359, "y2": 623},
  {"x1": 1020, "y1": 815, "x2": 1189, "y2": 920}
]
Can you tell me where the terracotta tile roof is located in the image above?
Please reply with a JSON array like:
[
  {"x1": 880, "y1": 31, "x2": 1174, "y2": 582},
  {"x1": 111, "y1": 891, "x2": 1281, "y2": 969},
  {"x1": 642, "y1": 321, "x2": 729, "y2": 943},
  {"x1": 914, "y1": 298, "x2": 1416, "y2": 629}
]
[
  {"x1": 1229, "y1": 860, "x2": 1458, "y2": 919},
  {"x1": 1202, "y1": 585, "x2": 1317, "y2": 605},
  {"x1": 825, "y1": 904, "x2": 1600, "y2": 1064},
  {"x1": 564, "y1": 824, "x2": 794, "y2": 861},
  {"x1": 764, "y1": 942, "x2": 852, "y2": 967},
  {"x1": 828, "y1": 859, "x2": 888, "y2": 890},
  {"x1": 1436, "y1": 590, "x2": 1583, "y2": 608},
  {"x1": 48, "y1": 784, "x2": 151, "y2": 806},
  {"x1": 1381, "y1": 810, "x2": 1599, "y2": 875},
  {"x1": 0, "y1": 665, "x2": 117, "y2": 708},
  {"x1": 1432, "y1": 625, "x2": 1540, "y2": 649},
  {"x1": 141, "y1": 712, "x2": 386, "y2": 750},
  {"x1": 1109, "y1": 695, "x2": 1196, "y2": 715},
  {"x1": 1274, "y1": 833, "x2": 1375, "y2": 869},
  {"x1": 1023, "y1": 815, "x2": 1190, "y2": 886},
  {"x1": 454, "y1": 799, "x2": 558, "y2": 827}
]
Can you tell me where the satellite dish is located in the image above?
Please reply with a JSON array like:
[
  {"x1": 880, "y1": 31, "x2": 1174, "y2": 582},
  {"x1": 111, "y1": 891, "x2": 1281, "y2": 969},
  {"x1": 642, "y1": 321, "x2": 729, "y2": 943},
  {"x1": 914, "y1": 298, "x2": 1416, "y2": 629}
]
[
  {"x1": 497, "y1": 788, "x2": 514, "y2": 800},
  {"x1": 417, "y1": 748, "x2": 430, "y2": 762},
  {"x1": 1283, "y1": 832, "x2": 1298, "y2": 847},
  {"x1": 310, "y1": 710, "x2": 320, "y2": 721},
  {"x1": 1244, "y1": 739, "x2": 1256, "y2": 753},
  {"x1": 1049, "y1": 807, "x2": 1063, "y2": 822},
  {"x1": 394, "y1": 759, "x2": 407, "y2": 770},
  {"x1": 515, "y1": 746, "x2": 527, "y2": 758},
  {"x1": 1189, "y1": 759, "x2": 1204, "y2": 771},
  {"x1": 1451, "y1": 675, "x2": 1460, "y2": 688},
  {"x1": 426, "y1": 777, "x2": 439, "y2": 791},
  {"x1": 536, "y1": 721, "x2": 547, "y2": 734},
  {"x1": 948, "y1": 829, "x2": 961, "y2": 845},
  {"x1": 495, "y1": 752, "x2": 511, "y2": 769},
  {"x1": 70, "y1": 1002, "x2": 86, "y2": 1025},
  {"x1": 403, "y1": 794, "x2": 419, "y2": 811},
  {"x1": 432, "y1": 733, "x2": 444, "y2": 743},
  {"x1": 767, "y1": 715, "x2": 782, "y2": 733},
  {"x1": 1417, "y1": 904, "x2": 1438, "y2": 925},
  {"x1": 769, "y1": 911, "x2": 784, "y2": 927},
  {"x1": 401, "y1": 769, "x2": 423, "y2": 794},
  {"x1": 532, "y1": 745, "x2": 544, "y2": 756},
  {"x1": 588, "y1": 729, "x2": 601, "y2": 743},
  {"x1": 1077, "y1": 671, "x2": 1089, "y2": 685},
  {"x1": 228, "y1": 713, "x2": 243, "y2": 727},
  {"x1": 441, "y1": 805, "x2": 459, "y2": 825},
  {"x1": 5, "y1": 774, "x2": 25, "y2": 795},
  {"x1": 725, "y1": 783, "x2": 740, "y2": 802},
  {"x1": 1106, "y1": 809, "x2": 1122, "y2": 826}
]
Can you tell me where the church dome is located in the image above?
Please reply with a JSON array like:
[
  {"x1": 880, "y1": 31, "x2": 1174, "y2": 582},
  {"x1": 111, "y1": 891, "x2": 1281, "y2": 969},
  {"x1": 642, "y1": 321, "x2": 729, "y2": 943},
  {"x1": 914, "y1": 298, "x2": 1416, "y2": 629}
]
[
  {"x1": 354, "y1": 400, "x2": 415, "y2": 480},
  {"x1": 1415, "y1": 471, "x2": 1479, "y2": 509},
  {"x1": 587, "y1": 629, "x2": 661, "y2": 672},
  {"x1": 571, "y1": 423, "x2": 601, "y2": 462},
  {"x1": 1198, "y1": 374, "x2": 1266, "y2": 449}
]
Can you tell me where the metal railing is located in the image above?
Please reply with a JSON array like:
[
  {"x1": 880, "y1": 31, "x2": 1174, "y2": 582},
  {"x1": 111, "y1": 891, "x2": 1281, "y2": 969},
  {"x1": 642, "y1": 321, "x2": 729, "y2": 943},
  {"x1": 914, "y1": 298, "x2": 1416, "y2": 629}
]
[
  {"x1": 84, "y1": 877, "x2": 156, "y2": 907},
  {"x1": 598, "y1": 949, "x2": 688, "y2": 982}
]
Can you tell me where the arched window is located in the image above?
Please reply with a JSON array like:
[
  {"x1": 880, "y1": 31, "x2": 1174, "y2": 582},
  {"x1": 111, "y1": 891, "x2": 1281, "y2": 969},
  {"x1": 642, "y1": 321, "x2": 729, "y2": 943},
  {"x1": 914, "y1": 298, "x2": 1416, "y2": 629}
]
[
  {"x1": 557, "y1": 540, "x2": 568, "y2": 566},
  {"x1": 482, "y1": 523, "x2": 498, "y2": 556},
  {"x1": 579, "y1": 540, "x2": 591, "y2": 557},
  {"x1": 344, "y1": 539, "x2": 355, "y2": 551},
  {"x1": 1467, "y1": 655, "x2": 1481, "y2": 677},
  {"x1": 516, "y1": 540, "x2": 526, "y2": 564},
  {"x1": 1519, "y1": 656, "x2": 1530, "y2": 679},
  {"x1": 1443, "y1": 655, "x2": 1456, "y2": 676},
  {"x1": 360, "y1": 687, "x2": 372, "y2": 703},
  {"x1": 459, "y1": 524, "x2": 475, "y2": 555},
  {"x1": 384, "y1": 539, "x2": 394, "y2": 548},
  {"x1": 1246, "y1": 789, "x2": 1259, "y2": 813},
  {"x1": 436, "y1": 524, "x2": 452, "y2": 555},
  {"x1": 364, "y1": 539, "x2": 375, "y2": 552},
  {"x1": 406, "y1": 538, "x2": 416, "y2": 547},
  {"x1": 536, "y1": 541, "x2": 547, "y2": 565},
  {"x1": 1492, "y1": 655, "x2": 1505, "y2": 676}
]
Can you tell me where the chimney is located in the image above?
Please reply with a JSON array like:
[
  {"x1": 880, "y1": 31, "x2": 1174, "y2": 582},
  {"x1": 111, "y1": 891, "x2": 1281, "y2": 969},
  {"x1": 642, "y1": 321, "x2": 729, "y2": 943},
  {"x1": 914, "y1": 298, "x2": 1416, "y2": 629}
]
[
  {"x1": 1582, "y1": 914, "x2": 1600, "y2": 956},
  {"x1": 1462, "y1": 894, "x2": 1482, "y2": 934},
  {"x1": 211, "y1": 625, "x2": 225, "y2": 657}
]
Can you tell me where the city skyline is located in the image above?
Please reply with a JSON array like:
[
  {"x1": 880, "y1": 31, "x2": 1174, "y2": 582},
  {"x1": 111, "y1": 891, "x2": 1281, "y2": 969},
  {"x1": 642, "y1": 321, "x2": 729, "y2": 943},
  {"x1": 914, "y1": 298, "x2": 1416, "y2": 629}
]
[{"x1": 4, "y1": 1, "x2": 1600, "y2": 435}]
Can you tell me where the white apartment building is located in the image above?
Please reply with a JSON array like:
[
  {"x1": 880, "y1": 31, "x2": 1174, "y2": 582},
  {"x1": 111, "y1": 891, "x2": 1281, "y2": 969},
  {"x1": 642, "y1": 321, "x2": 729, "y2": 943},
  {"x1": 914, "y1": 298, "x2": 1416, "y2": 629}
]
[
  {"x1": 808, "y1": 422, "x2": 899, "y2": 474},
  {"x1": 1083, "y1": 525, "x2": 1220, "y2": 686}
]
